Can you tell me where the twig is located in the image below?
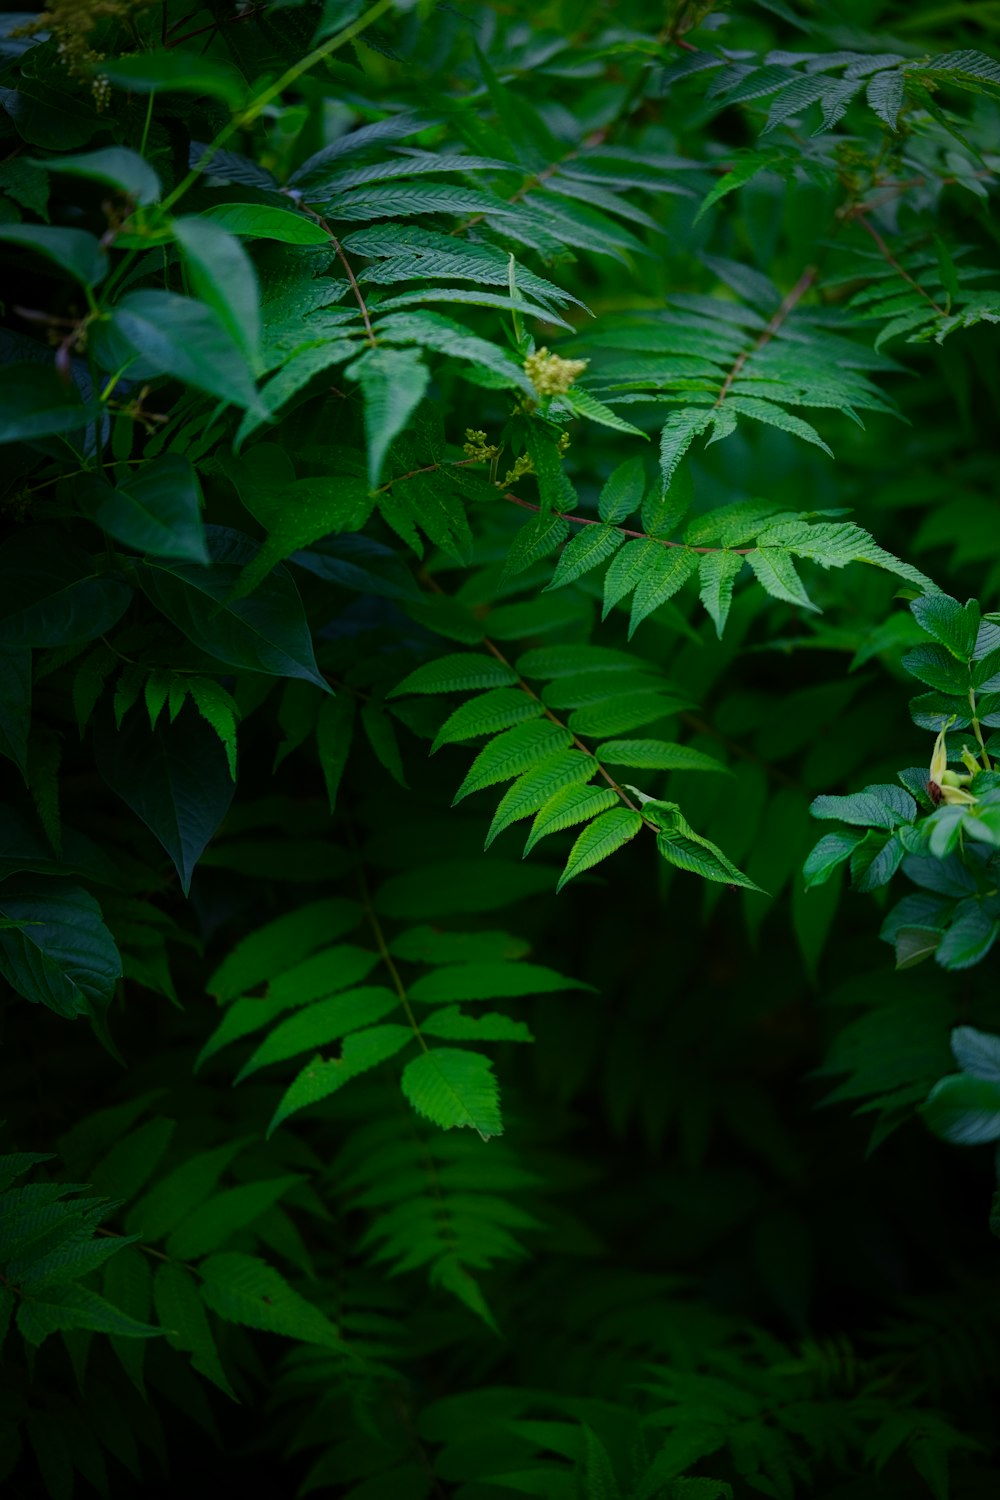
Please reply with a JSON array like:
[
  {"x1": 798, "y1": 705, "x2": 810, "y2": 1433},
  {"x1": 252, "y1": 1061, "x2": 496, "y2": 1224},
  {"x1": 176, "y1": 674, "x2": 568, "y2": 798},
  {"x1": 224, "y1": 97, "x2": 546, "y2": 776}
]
[
  {"x1": 848, "y1": 211, "x2": 946, "y2": 315},
  {"x1": 501, "y1": 491, "x2": 755, "y2": 555},
  {"x1": 714, "y1": 265, "x2": 818, "y2": 408},
  {"x1": 299, "y1": 202, "x2": 378, "y2": 346}
]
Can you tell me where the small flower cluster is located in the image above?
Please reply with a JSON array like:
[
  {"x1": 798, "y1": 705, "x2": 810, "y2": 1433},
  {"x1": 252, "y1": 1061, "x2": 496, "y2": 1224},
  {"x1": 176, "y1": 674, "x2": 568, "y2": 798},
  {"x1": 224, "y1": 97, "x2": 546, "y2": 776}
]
[
  {"x1": 523, "y1": 347, "x2": 588, "y2": 397},
  {"x1": 19, "y1": 0, "x2": 151, "y2": 105},
  {"x1": 463, "y1": 429, "x2": 501, "y2": 463}
]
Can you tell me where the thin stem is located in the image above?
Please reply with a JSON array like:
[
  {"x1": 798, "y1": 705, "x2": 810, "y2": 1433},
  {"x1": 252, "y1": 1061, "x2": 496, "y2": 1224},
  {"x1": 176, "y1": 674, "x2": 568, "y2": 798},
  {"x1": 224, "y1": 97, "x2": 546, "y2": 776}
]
[
  {"x1": 500, "y1": 490, "x2": 754, "y2": 555},
  {"x1": 850, "y1": 212, "x2": 946, "y2": 315},
  {"x1": 138, "y1": 91, "x2": 156, "y2": 157},
  {"x1": 353, "y1": 839, "x2": 428, "y2": 1051},
  {"x1": 419, "y1": 573, "x2": 650, "y2": 818},
  {"x1": 478, "y1": 638, "x2": 652, "y2": 821},
  {"x1": 159, "y1": 0, "x2": 396, "y2": 215},
  {"x1": 714, "y1": 265, "x2": 818, "y2": 408},
  {"x1": 375, "y1": 457, "x2": 476, "y2": 495},
  {"x1": 298, "y1": 203, "x2": 377, "y2": 346}
]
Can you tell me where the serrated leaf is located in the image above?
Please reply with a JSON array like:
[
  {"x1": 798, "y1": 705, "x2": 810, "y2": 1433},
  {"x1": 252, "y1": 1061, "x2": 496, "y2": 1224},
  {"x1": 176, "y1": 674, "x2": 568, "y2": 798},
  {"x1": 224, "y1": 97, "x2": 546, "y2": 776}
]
[
  {"x1": 747, "y1": 548, "x2": 819, "y2": 611},
  {"x1": 598, "y1": 457, "x2": 646, "y2": 523},
  {"x1": 419, "y1": 1006, "x2": 533, "y2": 1043},
  {"x1": 198, "y1": 1252, "x2": 340, "y2": 1346},
  {"x1": 234, "y1": 986, "x2": 399, "y2": 1082},
  {"x1": 409, "y1": 960, "x2": 589, "y2": 1003},
  {"x1": 454, "y1": 721, "x2": 574, "y2": 801},
  {"x1": 345, "y1": 346, "x2": 429, "y2": 487},
  {"x1": 557, "y1": 808, "x2": 644, "y2": 890},
  {"x1": 655, "y1": 814, "x2": 764, "y2": 891},
  {"x1": 628, "y1": 548, "x2": 699, "y2": 636},
  {"x1": 433, "y1": 689, "x2": 544, "y2": 751},
  {"x1": 269, "y1": 1025, "x2": 414, "y2": 1132},
  {"x1": 401, "y1": 1048, "x2": 503, "y2": 1138},
  {"x1": 484, "y1": 749, "x2": 599, "y2": 847},
  {"x1": 153, "y1": 1263, "x2": 234, "y2": 1398},
  {"x1": 524, "y1": 784, "x2": 620, "y2": 855},
  {"x1": 389, "y1": 653, "x2": 516, "y2": 697},
  {"x1": 698, "y1": 551, "x2": 745, "y2": 638},
  {"x1": 597, "y1": 739, "x2": 728, "y2": 773}
]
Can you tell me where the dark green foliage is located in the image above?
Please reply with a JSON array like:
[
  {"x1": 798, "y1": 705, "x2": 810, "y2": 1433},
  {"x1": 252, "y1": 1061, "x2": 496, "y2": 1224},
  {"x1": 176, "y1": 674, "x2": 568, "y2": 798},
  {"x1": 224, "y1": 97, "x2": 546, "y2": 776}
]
[{"x1": 2, "y1": 0, "x2": 1000, "y2": 1496}]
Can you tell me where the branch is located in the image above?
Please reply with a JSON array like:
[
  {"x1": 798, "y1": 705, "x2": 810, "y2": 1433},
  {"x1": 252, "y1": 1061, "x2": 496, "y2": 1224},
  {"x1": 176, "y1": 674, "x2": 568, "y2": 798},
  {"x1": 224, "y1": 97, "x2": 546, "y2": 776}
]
[
  {"x1": 848, "y1": 211, "x2": 946, "y2": 316},
  {"x1": 500, "y1": 490, "x2": 755, "y2": 555},
  {"x1": 299, "y1": 202, "x2": 378, "y2": 347},
  {"x1": 714, "y1": 265, "x2": 818, "y2": 408}
]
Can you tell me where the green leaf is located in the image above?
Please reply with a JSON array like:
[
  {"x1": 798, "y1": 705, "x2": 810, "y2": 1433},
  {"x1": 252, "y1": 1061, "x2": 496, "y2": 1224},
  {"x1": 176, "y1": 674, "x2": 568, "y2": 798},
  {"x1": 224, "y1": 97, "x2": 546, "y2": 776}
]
[
  {"x1": 0, "y1": 223, "x2": 106, "y2": 286},
  {"x1": 153, "y1": 1263, "x2": 234, "y2": 1398},
  {"x1": 0, "y1": 527, "x2": 131, "y2": 648},
  {"x1": 628, "y1": 548, "x2": 699, "y2": 636},
  {"x1": 517, "y1": 644, "x2": 638, "y2": 679},
  {"x1": 0, "y1": 365, "x2": 97, "y2": 444},
  {"x1": 206, "y1": 898, "x2": 360, "y2": 1001},
  {"x1": 902, "y1": 644, "x2": 969, "y2": 693},
  {"x1": 568, "y1": 691, "x2": 687, "y2": 738},
  {"x1": 454, "y1": 721, "x2": 574, "y2": 801},
  {"x1": 401, "y1": 1048, "x2": 503, "y2": 1139},
  {"x1": 556, "y1": 808, "x2": 643, "y2": 890},
  {"x1": 172, "y1": 216, "x2": 262, "y2": 370},
  {"x1": 920, "y1": 1073, "x2": 1000, "y2": 1144},
  {"x1": 77, "y1": 454, "x2": 209, "y2": 563},
  {"x1": 419, "y1": 1007, "x2": 533, "y2": 1043},
  {"x1": 233, "y1": 477, "x2": 375, "y2": 600},
  {"x1": 597, "y1": 740, "x2": 728, "y2": 773},
  {"x1": 35, "y1": 146, "x2": 160, "y2": 205},
  {"x1": 503, "y1": 513, "x2": 570, "y2": 581},
  {"x1": 659, "y1": 409, "x2": 712, "y2": 488},
  {"x1": 651, "y1": 806, "x2": 764, "y2": 890},
  {"x1": 911, "y1": 593, "x2": 980, "y2": 658},
  {"x1": 201, "y1": 203, "x2": 330, "y2": 243},
  {"x1": 269, "y1": 1026, "x2": 414, "y2": 1133},
  {"x1": 198, "y1": 1252, "x2": 341, "y2": 1345},
  {"x1": 92, "y1": 291, "x2": 260, "y2": 411},
  {"x1": 128, "y1": 1139, "x2": 249, "y2": 1241},
  {"x1": 346, "y1": 347, "x2": 429, "y2": 487},
  {"x1": 485, "y1": 749, "x2": 600, "y2": 847},
  {"x1": 523, "y1": 783, "x2": 620, "y2": 854},
  {"x1": 93, "y1": 702, "x2": 236, "y2": 895},
  {"x1": 803, "y1": 829, "x2": 866, "y2": 888},
  {"x1": 936, "y1": 900, "x2": 1000, "y2": 969},
  {"x1": 546, "y1": 525, "x2": 624, "y2": 592},
  {"x1": 432, "y1": 689, "x2": 544, "y2": 751},
  {"x1": 90, "y1": 1117, "x2": 175, "y2": 1202},
  {"x1": 0, "y1": 878, "x2": 121, "y2": 1019},
  {"x1": 0, "y1": 650, "x2": 31, "y2": 779},
  {"x1": 409, "y1": 961, "x2": 590, "y2": 1003},
  {"x1": 951, "y1": 1026, "x2": 1000, "y2": 1079},
  {"x1": 102, "y1": 50, "x2": 246, "y2": 107},
  {"x1": 810, "y1": 785, "x2": 916, "y2": 830},
  {"x1": 746, "y1": 548, "x2": 819, "y2": 612},
  {"x1": 234, "y1": 986, "x2": 399, "y2": 1081},
  {"x1": 15, "y1": 1283, "x2": 160, "y2": 1347},
  {"x1": 390, "y1": 653, "x2": 517, "y2": 697},
  {"x1": 698, "y1": 551, "x2": 745, "y2": 638},
  {"x1": 598, "y1": 456, "x2": 646, "y2": 523},
  {"x1": 167, "y1": 1176, "x2": 303, "y2": 1260},
  {"x1": 139, "y1": 527, "x2": 328, "y2": 690},
  {"x1": 694, "y1": 149, "x2": 784, "y2": 223}
]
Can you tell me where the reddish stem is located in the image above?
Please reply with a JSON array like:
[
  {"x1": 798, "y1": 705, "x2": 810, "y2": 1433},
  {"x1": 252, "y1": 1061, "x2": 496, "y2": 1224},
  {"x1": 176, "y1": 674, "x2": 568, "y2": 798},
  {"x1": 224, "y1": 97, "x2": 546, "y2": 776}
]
[
  {"x1": 714, "y1": 265, "x2": 818, "y2": 407},
  {"x1": 501, "y1": 491, "x2": 755, "y2": 555}
]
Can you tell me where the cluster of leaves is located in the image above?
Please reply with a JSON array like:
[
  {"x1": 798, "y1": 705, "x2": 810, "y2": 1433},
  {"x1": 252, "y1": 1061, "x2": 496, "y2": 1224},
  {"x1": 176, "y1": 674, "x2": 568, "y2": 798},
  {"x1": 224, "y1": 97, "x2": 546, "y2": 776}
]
[
  {"x1": 1, "y1": 0, "x2": 1000, "y2": 1496},
  {"x1": 805, "y1": 591, "x2": 1000, "y2": 972}
]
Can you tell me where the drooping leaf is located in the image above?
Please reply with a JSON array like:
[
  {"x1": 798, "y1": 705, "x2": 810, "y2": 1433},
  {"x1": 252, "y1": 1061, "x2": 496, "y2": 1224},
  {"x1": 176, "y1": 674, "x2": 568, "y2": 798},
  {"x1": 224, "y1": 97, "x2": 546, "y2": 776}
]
[
  {"x1": 401, "y1": 1048, "x2": 503, "y2": 1138},
  {"x1": 93, "y1": 703, "x2": 236, "y2": 895}
]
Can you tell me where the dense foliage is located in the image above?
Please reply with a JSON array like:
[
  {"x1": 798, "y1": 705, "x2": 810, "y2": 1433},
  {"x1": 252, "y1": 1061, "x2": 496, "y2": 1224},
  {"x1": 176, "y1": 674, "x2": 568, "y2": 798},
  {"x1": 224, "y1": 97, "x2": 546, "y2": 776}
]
[{"x1": 2, "y1": 0, "x2": 1000, "y2": 1494}]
